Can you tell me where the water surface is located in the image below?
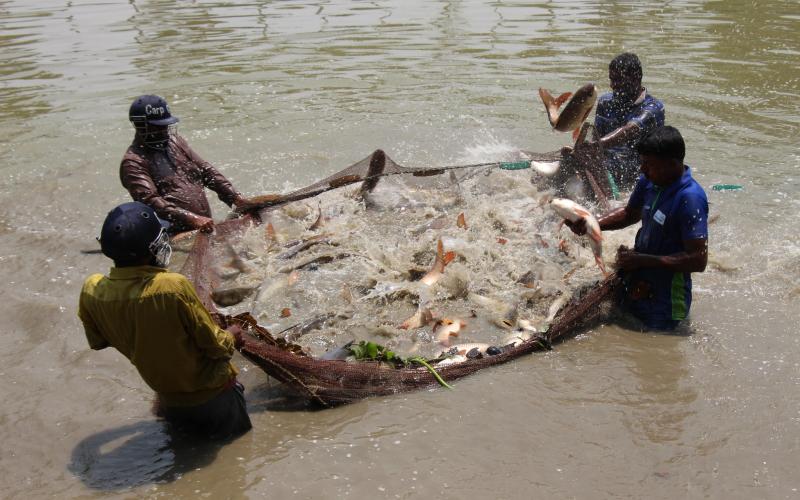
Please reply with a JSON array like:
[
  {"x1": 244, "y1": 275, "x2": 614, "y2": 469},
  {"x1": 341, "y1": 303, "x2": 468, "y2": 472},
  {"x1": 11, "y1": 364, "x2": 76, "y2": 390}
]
[{"x1": 0, "y1": 1, "x2": 798, "y2": 498}]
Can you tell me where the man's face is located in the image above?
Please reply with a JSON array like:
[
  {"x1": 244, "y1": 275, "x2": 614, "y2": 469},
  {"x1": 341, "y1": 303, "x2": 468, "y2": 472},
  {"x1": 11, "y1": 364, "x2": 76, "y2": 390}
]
[
  {"x1": 640, "y1": 154, "x2": 680, "y2": 187},
  {"x1": 138, "y1": 124, "x2": 171, "y2": 149},
  {"x1": 609, "y1": 69, "x2": 641, "y2": 103}
]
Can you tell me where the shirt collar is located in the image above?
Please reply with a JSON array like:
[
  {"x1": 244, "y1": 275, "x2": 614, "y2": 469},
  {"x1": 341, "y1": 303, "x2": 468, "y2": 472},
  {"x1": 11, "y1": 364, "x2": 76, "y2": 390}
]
[
  {"x1": 108, "y1": 265, "x2": 168, "y2": 280},
  {"x1": 653, "y1": 165, "x2": 692, "y2": 195},
  {"x1": 633, "y1": 88, "x2": 646, "y2": 105}
]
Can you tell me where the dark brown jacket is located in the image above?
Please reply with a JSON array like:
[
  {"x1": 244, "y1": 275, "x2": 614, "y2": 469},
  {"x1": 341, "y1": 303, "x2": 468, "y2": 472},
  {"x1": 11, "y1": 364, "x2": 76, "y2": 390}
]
[{"x1": 120, "y1": 135, "x2": 240, "y2": 232}]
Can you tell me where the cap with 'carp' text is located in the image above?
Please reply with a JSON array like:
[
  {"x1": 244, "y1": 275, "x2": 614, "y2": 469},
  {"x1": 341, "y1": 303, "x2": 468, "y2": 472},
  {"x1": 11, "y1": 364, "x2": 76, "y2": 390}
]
[{"x1": 128, "y1": 95, "x2": 180, "y2": 126}]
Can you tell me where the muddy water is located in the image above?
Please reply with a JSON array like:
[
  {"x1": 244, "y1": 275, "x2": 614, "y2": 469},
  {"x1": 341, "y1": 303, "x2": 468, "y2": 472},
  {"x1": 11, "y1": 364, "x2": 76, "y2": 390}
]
[{"x1": 0, "y1": 1, "x2": 798, "y2": 498}]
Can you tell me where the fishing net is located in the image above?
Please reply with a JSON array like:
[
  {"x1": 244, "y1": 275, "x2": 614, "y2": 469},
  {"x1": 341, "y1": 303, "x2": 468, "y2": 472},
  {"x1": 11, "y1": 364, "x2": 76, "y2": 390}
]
[{"x1": 180, "y1": 149, "x2": 621, "y2": 407}]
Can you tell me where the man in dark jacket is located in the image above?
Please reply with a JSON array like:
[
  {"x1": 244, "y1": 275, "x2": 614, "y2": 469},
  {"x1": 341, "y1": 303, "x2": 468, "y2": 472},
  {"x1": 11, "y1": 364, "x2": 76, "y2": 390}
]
[{"x1": 121, "y1": 95, "x2": 255, "y2": 234}]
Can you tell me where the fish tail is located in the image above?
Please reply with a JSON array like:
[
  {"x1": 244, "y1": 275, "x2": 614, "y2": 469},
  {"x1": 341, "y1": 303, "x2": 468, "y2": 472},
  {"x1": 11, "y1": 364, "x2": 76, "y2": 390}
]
[
  {"x1": 595, "y1": 255, "x2": 609, "y2": 277},
  {"x1": 538, "y1": 88, "x2": 559, "y2": 126}
]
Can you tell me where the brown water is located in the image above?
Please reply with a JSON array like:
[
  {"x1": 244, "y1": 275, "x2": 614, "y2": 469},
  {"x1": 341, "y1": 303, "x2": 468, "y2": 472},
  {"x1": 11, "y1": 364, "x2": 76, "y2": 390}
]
[{"x1": 1, "y1": 1, "x2": 798, "y2": 498}]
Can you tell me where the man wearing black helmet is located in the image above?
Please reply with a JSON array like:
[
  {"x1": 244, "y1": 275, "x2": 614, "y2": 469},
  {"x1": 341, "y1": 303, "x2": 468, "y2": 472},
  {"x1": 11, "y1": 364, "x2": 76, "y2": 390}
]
[
  {"x1": 78, "y1": 201, "x2": 252, "y2": 439},
  {"x1": 121, "y1": 95, "x2": 255, "y2": 234}
]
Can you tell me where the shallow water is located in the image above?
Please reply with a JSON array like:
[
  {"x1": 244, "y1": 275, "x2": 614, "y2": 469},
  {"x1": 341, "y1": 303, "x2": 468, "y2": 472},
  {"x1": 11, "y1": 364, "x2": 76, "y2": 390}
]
[{"x1": 0, "y1": 1, "x2": 798, "y2": 498}]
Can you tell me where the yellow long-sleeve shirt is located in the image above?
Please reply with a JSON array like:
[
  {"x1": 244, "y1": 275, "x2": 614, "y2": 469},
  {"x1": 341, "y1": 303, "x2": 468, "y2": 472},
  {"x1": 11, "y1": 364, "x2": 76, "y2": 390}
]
[{"x1": 78, "y1": 265, "x2": 237, "y2": 407}]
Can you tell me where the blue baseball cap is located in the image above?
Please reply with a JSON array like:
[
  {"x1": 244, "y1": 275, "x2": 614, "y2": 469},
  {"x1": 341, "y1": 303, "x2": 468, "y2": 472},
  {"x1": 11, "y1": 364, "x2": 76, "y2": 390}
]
[
  {"x1": 100, "y1": 202, "x2": 171, "y2": 263},
  {"x1": 128, "y1": 95, "x2": 180, "y2": 126}
]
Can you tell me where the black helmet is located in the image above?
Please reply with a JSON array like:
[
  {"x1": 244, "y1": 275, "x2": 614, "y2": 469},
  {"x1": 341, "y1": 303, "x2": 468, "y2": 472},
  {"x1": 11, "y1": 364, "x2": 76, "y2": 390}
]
[
  {"x1": 128, "y1": 95, "x2": 180, "y2": 128},
  {"x1": 99, "y1": 202, "x2": 171, "y2": 264}
]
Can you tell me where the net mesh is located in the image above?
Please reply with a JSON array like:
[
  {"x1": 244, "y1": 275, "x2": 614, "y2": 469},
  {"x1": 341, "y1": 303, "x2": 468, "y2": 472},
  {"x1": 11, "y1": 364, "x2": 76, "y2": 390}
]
[{"x1": 180, "y1": 150, "x2": 621, "y2": 407}]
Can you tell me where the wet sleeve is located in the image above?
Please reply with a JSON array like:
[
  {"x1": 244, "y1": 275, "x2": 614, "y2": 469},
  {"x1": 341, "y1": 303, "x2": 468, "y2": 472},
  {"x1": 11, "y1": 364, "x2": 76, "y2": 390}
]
[
  {"x1": 677, "y1": 192, "x2": 709, "y2": 240},
  {"x1": 175, "y1": 278, "x2": 236, "y2": 360},
  {"x1": 628, "y1": 98, "x2": 665, "y2": 138},
  {"x1": 120, "y1": 158, "x2": 198, "y2": 228},
  {"x1": 177, "y1": 137, "x2": 241, "y2": 207},
  {"x1": 78, "y1": 291, "x2": 109, "y2": 350},
  {"x1": 626, "y1": 176, "x2": 648, "y2": 210},
  {"x1": 593, "y1": 95, "x2": 614, "y2": 137}
]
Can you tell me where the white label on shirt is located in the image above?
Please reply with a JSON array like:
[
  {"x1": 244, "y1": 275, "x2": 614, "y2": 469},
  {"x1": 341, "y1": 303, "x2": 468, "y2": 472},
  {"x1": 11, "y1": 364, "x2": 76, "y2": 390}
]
[{"x1": 653, "y1": 209, "x2": 666, "y2": 225}]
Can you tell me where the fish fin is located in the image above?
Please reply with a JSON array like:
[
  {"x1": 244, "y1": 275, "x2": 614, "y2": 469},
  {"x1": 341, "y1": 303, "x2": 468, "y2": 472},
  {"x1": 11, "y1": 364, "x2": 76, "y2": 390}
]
[
  {"x1": 538, "y1": 88, "x2": 558, "y2": 126},
  {"x1": 457, "y1": 212, "x2": 467, "y2": 229},
  {"x1": 555, "y1": 92, "x2": 572, "y2": 108},
  {"x1": 443, "y1": 251, "x2": 456, "y2": 266},
  {"x1": 538, "y1": 87, "x2": 554, "y2": 106},
  {"x1": 574, "y1": 207, "x2": 592, "y2": 218}
]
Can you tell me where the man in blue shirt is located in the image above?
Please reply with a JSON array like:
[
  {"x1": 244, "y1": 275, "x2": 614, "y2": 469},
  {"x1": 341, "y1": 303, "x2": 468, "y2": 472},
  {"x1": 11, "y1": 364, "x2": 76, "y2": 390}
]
[
  {"x1": 566, "y1": 126, "x2": 708, "y2": 330},
  {"x1": 573, "y1": 53, "x2": 666, "y2": 191}
]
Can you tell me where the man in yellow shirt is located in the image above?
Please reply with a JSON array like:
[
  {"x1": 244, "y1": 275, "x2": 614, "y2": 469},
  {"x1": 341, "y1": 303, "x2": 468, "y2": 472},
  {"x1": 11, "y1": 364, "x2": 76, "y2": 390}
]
[{"x1": 79, "y1": 201, "x2": 251, "y2": 439}]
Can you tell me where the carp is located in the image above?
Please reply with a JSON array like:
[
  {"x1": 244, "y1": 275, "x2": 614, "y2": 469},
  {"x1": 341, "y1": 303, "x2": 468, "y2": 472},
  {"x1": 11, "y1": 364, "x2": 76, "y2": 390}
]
[
  {"x1": 433, "y1": 318, "x2": 466, "y2": 346},
  {"x1": 399, "y1": 307, "x2": 435, "y2": 330},
  {"x1": 549, "y1": 197, "x2": 607, "y2": 276},
  {"x1": 539, "y1": 83, "x2": 598, "y2": 139},
  {"x1": 420, "y1": 239, "x2": 456, "y2": 287}
]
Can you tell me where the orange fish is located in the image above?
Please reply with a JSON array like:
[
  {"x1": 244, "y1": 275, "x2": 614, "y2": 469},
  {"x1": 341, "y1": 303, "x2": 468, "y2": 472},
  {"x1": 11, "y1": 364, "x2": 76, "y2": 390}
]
[
  {"x1": 420, "y1": 239, "x2": 456, "y2": 287},
  {"x1": 457, "y1": 212, "x2": 468, "y2": 229},
  {"x1": 399, "y1": 308, "x2": 434, "y2": 330},
  {"x1": 433, "y1": 318, "x2": 466, "y2": 346},
  {"x1": 539, "y1": 83, "x2": 598, "y2": 140}
]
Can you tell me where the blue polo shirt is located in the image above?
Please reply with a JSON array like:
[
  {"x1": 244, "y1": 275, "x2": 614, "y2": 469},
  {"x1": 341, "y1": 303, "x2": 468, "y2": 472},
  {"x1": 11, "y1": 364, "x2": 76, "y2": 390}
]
[
  {"x1": 595, "y1": 90, "x2": 665, "y2": 186},
  {"x1": 621, "y1": 167, "x2": 708, "y2": 329}
]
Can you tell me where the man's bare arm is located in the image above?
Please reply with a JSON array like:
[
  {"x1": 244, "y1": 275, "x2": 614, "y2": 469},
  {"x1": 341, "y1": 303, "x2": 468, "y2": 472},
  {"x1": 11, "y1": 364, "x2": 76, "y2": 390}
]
[{"x1": 616, "y1": 238, "x2": 708, "y2": 272}]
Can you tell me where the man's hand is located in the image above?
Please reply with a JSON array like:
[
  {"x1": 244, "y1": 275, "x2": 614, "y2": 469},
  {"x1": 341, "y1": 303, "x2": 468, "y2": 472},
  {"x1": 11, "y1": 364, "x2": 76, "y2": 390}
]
[
  {"x1": 191, "y1": 215, "x2": 215, "y2": 233},
  {"x1": 227, "y1": 324, "x2": 244, "y2": 350},
  {"x1": 564, "y1": 218, "x2": 587, "y2": 236},
  {"x1": 234, "y1": 194, "x2": 283, "y2": 215},
  {"x1": 615, "y1": 245, "x2": 647, "y2": 270}
]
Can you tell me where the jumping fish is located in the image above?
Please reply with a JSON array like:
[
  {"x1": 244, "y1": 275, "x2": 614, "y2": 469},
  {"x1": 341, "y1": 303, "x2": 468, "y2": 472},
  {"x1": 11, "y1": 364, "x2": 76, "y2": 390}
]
[
  {"x1": 420, "y1": 239, "x2": 456, "y2": 287},
  {"x1": 211, "y1": 285, "x2": 258, "y2": 307},
  {"x1": 309, "y1": 203, "x2": 327, "y2": 231},
  {"x1": 531, "y1": 160, "x2": 561, "y2": 177},
  {"x1": 457, "y1": 212, "x2": 468, "y2": 229},
  {"x1": 501, "y1": 329, "x2": 534, "y2": 348},
  {"x1": 224, "y1": 242, "x2": 250, "y2": 273},
  {"x1": 545, "y1": 295, "x2": 569, "y2": 323},
  {"x1": 399, "y1": 307, "x2": 435, "y2": 330},
  {"x1": 538, "y1": 83, "x2": 598, "y2": 139},
  {"x1": 433, "y1": 318, "x2": 466, "y2": 346},
  {"x1": 468, "y1": 292, "x2": 516, "y2": 328},
  {"x1": 549, "y1": 198, "x2": 607, "y2": 276},
  {"x1": 265, "y1": 222, "x2": 278, "y2": 245}
]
